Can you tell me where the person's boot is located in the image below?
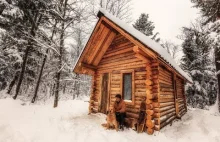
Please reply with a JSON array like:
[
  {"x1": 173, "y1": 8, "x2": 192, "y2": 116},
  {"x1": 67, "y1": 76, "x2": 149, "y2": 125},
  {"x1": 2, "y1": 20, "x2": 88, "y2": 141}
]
[{"x1": 120, "y1": 125, "x2": 124, "y2": 131}]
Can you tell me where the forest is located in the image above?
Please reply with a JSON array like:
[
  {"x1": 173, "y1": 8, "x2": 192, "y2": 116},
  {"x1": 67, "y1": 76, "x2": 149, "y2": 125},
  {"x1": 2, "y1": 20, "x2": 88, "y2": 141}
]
[{"x1": 0, "y1": 0, "x2": 219, "y2": 111}]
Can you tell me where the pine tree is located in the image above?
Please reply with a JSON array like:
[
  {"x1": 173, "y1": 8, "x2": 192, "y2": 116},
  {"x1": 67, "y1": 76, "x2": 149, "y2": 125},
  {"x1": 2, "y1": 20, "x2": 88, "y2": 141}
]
[
  {"x1": 191, "y1": 0, "x2": 220, "y2": 111},
  {"x1": 180, "y1": 21, "x2": 217, "y2": 109},
  {"x1": 133, "y1": 13, "x2": 160, "y2": 42}
]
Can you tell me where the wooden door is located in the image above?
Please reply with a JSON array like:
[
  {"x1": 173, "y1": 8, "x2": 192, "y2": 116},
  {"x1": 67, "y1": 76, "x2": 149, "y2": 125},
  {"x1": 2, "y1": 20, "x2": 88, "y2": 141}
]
[{"x1": 100, "y1": 73, "x2": 109, "y2": 114}]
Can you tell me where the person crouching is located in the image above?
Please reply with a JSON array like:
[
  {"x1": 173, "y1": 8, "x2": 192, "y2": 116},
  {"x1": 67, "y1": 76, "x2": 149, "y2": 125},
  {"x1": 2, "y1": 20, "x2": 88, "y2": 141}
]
[{"x1": 114, "y1": 94, "x2": 126, "y2": 130}]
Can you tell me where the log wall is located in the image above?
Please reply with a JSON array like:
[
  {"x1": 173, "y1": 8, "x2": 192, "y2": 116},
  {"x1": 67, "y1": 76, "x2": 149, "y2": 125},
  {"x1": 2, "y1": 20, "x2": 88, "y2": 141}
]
[
  {"x1": 91, "y1": 34, "x2": 149, "y2": 120},
  {"x1": 176, "y1": 76, "x2": 187, "y2": 117},
  {"x1": 154, "y1": 66, "x2": 176, "y2": 131}
]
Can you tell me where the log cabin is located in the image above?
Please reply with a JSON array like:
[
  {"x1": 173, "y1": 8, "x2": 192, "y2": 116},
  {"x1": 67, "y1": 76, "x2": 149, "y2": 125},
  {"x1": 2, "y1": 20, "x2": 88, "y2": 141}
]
[{"x1": 73, "y1": 9, "x2": 192, "y2": 134}]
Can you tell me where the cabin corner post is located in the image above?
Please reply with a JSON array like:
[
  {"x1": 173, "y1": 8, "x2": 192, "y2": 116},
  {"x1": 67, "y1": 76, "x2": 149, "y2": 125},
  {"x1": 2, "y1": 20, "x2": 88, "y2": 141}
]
[
  {"x1": 89, "y1": 73, "x2": 96, "y2": 114},
  {"x1": 183, "y1": 80, "x2": 187, "y2": 112},
  {"x1": 145, "y1": 59, "x2": 159, "y2": 135},
  {"x1": 173, "y1": 73, "x2": 180, "y2": 118}
]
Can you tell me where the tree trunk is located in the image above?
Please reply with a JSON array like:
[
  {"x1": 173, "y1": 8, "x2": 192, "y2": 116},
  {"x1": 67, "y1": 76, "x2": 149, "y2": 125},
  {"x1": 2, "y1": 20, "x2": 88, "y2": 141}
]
[
  {"x1": 73, "y1": 73, "x2": 80, "y2": 99},
  {"x1": 13, "y1": 44, "x2": 32, "y2": 100},
  {"x1": 32, "y1": 21, "x2": 57, "y2": 103},
  {"x1": 215, "y1": 47, "x2": 220, "y2": 112},
  {"x1": 31, "y1": 49, "x2": 48, "y2": 103},
  {"x1": 63, "y1": 81, "x2": 66, "y2": 94},
  {"x1": 53, "y1": 0, "x2": 68, "y2": 108},
  {"x1": 13, "y1": 12, "x2": 41, "y2": 100},
  {"x1": 7, "y1": 72, "x2": 19, "y2": 94}
]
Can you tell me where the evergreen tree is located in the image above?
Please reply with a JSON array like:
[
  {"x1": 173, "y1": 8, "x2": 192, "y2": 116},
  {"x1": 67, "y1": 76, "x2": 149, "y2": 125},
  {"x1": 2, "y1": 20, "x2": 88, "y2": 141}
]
[
  {"x1": 191, "y1": 0, "x2": 220, "y2": 111},
  {"x1": 180, "y1": 21, "x2": 217, "y2": 109},
  {"x1": 133, "y1": 13, "x2": 160, "y2": 42}
]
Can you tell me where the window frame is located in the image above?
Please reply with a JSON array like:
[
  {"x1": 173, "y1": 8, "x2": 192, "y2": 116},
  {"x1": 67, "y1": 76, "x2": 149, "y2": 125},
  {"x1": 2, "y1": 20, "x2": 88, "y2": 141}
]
[{"x1": 120, "y1": 70, "x2": 135, "y2": 105}]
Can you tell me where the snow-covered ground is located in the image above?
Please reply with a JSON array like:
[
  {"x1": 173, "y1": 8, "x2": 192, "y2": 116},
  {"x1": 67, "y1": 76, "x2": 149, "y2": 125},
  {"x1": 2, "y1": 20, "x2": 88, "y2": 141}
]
[{"x1": 0, "y1": 98, "x2": 220, "y2": 142}]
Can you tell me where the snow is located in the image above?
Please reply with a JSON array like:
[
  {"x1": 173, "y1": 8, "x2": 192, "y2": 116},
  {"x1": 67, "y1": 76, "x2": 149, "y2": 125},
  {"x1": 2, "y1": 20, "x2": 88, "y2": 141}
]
[
  {"x1": 99, "y1": 8, "x2": 192, "y2": 83},
  {"x1": 0, "y1": 97, "x2": 220, "y2": 142}
]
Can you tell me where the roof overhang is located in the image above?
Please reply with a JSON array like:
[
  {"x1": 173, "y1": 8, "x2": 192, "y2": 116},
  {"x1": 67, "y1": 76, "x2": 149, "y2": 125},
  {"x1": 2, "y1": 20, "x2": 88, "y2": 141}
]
[{"x1": 73, "y1": 9, "x2": 192, "y2": 83}]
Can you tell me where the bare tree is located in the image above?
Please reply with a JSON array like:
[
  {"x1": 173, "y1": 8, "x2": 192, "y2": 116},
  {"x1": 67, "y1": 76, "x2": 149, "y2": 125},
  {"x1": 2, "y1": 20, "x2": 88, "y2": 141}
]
[
  {"x1": 162, "y1": 41, "x2": 181, "y2": 60},
  {"x1": 90, "y1": 0, "x2": 133, "y2": 23}
]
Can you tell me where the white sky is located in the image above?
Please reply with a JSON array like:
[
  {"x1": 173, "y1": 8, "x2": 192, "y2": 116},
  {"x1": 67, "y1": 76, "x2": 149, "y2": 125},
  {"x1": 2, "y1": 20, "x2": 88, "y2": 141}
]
[{"x1": 132, "y1": 0, "x2": 200, "y2": 44}]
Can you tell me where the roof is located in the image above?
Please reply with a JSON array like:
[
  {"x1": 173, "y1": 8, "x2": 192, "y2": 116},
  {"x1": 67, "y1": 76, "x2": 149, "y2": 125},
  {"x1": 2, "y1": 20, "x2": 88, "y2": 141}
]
[{"x1": 73, "y1": 8, "x2": 192, "y2": 83}]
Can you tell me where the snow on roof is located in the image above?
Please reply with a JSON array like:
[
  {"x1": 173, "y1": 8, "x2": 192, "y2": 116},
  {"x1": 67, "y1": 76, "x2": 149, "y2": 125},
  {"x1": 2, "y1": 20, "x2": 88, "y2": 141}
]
[{"x1": 99, "y1": 8, "x2": 192, "y2": 83}]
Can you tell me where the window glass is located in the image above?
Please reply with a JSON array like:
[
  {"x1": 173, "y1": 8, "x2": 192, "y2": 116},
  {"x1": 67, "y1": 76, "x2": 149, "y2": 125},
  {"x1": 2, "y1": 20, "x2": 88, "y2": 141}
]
[{"x1": 123, "y1": 73, "x2": 132, "y2": 100}]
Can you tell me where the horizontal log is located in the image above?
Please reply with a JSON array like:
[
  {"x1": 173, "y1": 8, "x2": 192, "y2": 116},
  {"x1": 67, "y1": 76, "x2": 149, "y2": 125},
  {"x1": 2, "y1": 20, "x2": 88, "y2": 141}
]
[
  {"x1": 135, "y1": 84, "x2": 146, "y2": 88},
  {"x1": 135, "y1": 80, "x2": 146, "y2": 84},
  {"x1": 160, "y1": 115, "x2": 176, "y2": 129},
  {"x1": 126, "y1": 112, "x2": 139, "y2": 119},
  {"x1": 155, "y1": 112, "x2": 176, "y2": 125},
  {"x1": 135, "y1": 92, "x2": 146, "y2": 97},
  {"x1": 159, "y1": 83, "x2": 173, "y2": 88},
  {"x1": 154, "y1": 105, "x2": 175, "y2": 113},
  {"x1": 159, "y1": 80, "x2": 172, "y2": 86},
  {"x1": 160, "y1": 102, "x2": 175, "y2": 108},
  {"x1": 135, "y1": 53, "x2": 150, "y2": 63},
  {"x1": 136, "y1": 88, "x2": 146, "y2": 92},
  {"x1": 97, "y1": 63, "x2": 146, "y2": 73},
  {"x1": 103, "y1": 47, "x2": 133, "y2": 58},
  {"x1": 160, "y1": 108, "x2": 175, "y2": 117},
  {"x1": 160, "y1": 95, "x2": 174, "y2": 99},
  {"x1": 126, "y1": 108, "x2": 140, "y2": 113},
  {"x1": 159, "y1": 98, "x2": 175, "y2": 103},
  {"x1": 135, "y1": 97, "x2": 145, "y2": 101},
  {"x1": 135, "y1": 76, "x2": 146, "y2": 80},
  {"x1": 135, "y1": 71, "x2": 147, "y2": 75},
  {"x1": 99, "y1": 58, "x2": 143, "y2": 68},
  {"x1": 160, "y1": 91, "x2": 174, "y2": 95},
  {"x1": 111, "y1": 85, "x2": 120, "y2": 88}
]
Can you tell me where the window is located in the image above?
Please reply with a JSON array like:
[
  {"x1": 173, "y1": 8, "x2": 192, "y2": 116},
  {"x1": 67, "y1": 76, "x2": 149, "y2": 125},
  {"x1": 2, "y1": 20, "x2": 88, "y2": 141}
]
[
  {"x1": 121, "y1": 70, "x2": 134, "y2": 104},
  {"x1": 123, "y1": 73, "x2": 132, "y2": 100}
]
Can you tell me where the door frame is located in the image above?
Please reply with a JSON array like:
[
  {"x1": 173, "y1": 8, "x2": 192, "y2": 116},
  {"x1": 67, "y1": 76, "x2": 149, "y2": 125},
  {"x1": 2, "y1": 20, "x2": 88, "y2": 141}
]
[{"x1": 100, "y1": 72, "x2": 111, "y2": 114}]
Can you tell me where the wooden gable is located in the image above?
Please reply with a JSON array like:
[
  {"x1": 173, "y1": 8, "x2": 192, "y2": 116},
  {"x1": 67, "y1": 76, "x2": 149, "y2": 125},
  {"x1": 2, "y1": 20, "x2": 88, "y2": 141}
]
[
  {"x1": 73, "y1": 16, "x2": 158, "y2": 75},
  {"x1": 73, "y1": 13, "x2": 190, "y2": 83}
]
